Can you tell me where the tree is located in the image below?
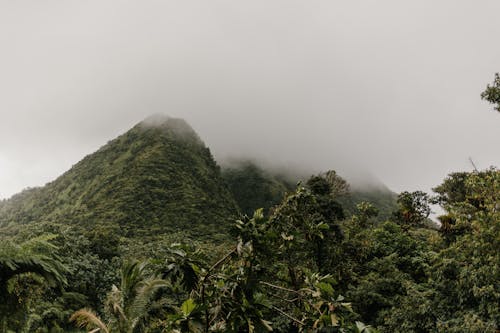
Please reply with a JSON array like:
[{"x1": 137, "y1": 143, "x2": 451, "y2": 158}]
[
  {"x1": 70, "y1": 261, "x2": 169, "y2": 333},
  {"x1": 305, "y1": 171, "x2": 347, "y2": 265},
  {"x1": 163, "y1": 186, "x2": 373, "y2": 333},
  {"x1": 481, "y1": 73, "x2": 500, "y2": 112},
  {"x1": 0, "y1": 235, "x2": 67, "y2": 288},
  {"x1": 0, "y1": 235, "x2": 68, "y2": 330},
  {"x1": 430, "y1": 168, "x2": 500, "y2": 332},
  {"x1": 230, "y1": 189, "x2": 369, "y2": 332},
  {"x1": 434, "y1": 168, "x2": 499, "y2": 240},
  {"x1": 306, "y1": 170, "x2": 350, "y2": 199},
  {"x1": 392, "y1": 191, "x2": 431, "y2": 229}
]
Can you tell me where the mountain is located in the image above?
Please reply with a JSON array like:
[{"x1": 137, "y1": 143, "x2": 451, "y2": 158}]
[
  {"x1": 0, "y1": 115, "x2": 238, "y2": 241},
  {"x1": 221, "y1": 160, "x2": 398, "y2": 222},
  {"x1": 0, "y1": 116, "x2": 398, "y2": 242},
  {"x1": 339, "y1": 188, "x2": 398, "y2": 223},
  {"x1": 221, "y1": 160, "x2": 296, "y2": 216}
]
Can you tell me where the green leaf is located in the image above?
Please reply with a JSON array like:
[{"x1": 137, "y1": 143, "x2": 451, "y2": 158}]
[
  {"x1": 181, "y1": 298, "x2": 197, "y2": 316},
  {"x1": 317, "y1": 282, "x2": 334, "y2": 296},
  {"x1": 318, "y1": 223, "x2": 329, "y2": 230}
]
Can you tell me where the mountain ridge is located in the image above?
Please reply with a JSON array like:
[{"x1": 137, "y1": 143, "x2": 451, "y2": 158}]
[
  {"x1": 0, "y1": 116, "x2": 398, "y2": 240},
  {"x1": 0, "y1": 116, "x2": 238, "y2": 241}
]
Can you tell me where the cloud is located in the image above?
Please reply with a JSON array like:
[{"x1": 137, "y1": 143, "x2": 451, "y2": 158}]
[{"x1": 0, "y1": 0, "x2": 499, "y2": 199}]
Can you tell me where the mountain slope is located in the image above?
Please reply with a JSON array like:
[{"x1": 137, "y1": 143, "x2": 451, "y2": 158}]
[
  {"x1": 221, "y1": 160, "x2": 397, "y2": 222},
  {"x1": 221, "y1": 160, "x2": 295, "y2": 216},
  {"x1": 339, "y1": 188, "x2": 398, "y2": 223},
  {"x1": 0, "y1": 116, "x2": 238, "y2": 240}
]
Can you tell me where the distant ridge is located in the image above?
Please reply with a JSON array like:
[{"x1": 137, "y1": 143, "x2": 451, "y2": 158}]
[{"x1": 221, "y1": 160, "x2": 398, "y2": 222}]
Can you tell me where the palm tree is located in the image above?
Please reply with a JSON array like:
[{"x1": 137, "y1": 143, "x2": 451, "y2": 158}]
[
  {"x1": 0, "y1": 235, "x2": 67, "y2": 287},
  {"x1": 70, "y1": 261, "x2": 169, "y2": 333},
  {"x1": 0, "y1": 235, "x2": 68, "y2": 331}
]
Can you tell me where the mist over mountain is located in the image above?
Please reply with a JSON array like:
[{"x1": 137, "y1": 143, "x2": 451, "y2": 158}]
[
  {"x1": 220, "y1": 158, "x2": 397, "y2": 222},
  {"x1": 0, "y1": 116, "x2": 397, "y2": 239},
  {"x1": 0, "y1": 116, "x2": 238, "y2": 240},
  {"x1": 2, "y1": 1, "x2": 500, "y2": 200},
  {"x1": 1, "y1": 1, "x2": 499, "y2": 330},
  {"x1": 0, "y1": 115, "x2": 497, "y2": 332}
]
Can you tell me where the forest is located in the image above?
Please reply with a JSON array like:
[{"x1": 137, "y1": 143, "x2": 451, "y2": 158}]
[{"x1": 0, "y1": 76, "x2": 498, "y2": 333}]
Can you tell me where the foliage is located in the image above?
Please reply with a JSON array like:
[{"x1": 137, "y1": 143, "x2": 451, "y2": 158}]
[
  {"x1": 0, "y1": 235, "x2": 69, "y2": 331},
  {"x1": 0, "y1": 116, "x2": 237, "y2": 241},
  {"x1": 392, "y1": 191, "x2": 432, "y2": 229},
  {"x1": 70, "y1": 261, "x2": 170, "y2": 333},
  {"x1": 158, "y1": 196, "x2": 370, "y2": 333},
  {"x1": 0, "y1": 115, "x2": 498, "y2": 332},
  {"x1": 222, "y1": 161, "x2": 295, "y2": 216},
  {"x1": 481, "y1": 72, "x2": 500, "y2": 112},
  {"x1": 430, "y1": 168, "x2": 499, "y2": 332}
]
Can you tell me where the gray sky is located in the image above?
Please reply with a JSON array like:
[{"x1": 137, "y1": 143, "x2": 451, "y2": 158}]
[{"x1": 1, "y1": 0, "x2": 499, "y2": 199}]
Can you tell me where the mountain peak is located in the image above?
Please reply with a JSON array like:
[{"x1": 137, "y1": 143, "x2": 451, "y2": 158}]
[
  {"x1": 137, "y1": 114, "x2": 201, "y2": 144},
  {"x1": 140, "y1": 114, "x2": 172, "y2": 126},
  {"x1": 0, "y1": 117, "x2": 237, "y2": 240}
]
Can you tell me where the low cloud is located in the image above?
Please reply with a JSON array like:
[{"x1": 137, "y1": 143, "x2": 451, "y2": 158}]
[{"x1": 1, "y1": 1, "x2": 499, "y2": 199}]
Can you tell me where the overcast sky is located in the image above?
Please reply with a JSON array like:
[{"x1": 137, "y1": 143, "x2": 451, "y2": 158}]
[{"x1": 1, "y1": 0, "x2": 499, "y2": 199}]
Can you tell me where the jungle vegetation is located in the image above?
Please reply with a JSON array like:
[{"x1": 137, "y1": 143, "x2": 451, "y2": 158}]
[{"x1": 0, "y1": 78, "x2": 498, "y2": 332}]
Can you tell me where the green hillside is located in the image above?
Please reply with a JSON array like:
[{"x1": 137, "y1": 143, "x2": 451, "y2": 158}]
[
  {"x1": 0, "y1": 115, "x2": 238, "y2": 240},
  {"x1": 221, "y1": 160, "x2": 295, "y2": 216},
  {"x1": 1, "y1": 71, "x2": 499, "y2": 333},
  {"x1": 222, "y1": 160, "x2": 397, "y2": 222},
  {"x1": 340, "y1": 187, "x2": 398, "y2": 223},
  {"x1": 1, "y1": 118, "x2": 497, "y2": 333},
  {"x1": 0, "y1": 120, "x2": 397, "y2": 241}
]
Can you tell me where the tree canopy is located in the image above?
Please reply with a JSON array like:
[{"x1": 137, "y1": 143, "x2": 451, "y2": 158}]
[{"x1": 481, "y1": 73, "x2": 500, "y2": 112}]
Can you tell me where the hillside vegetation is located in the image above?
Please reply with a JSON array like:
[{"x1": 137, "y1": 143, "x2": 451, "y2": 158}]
[
  {"x1": 222, "y1": 161, "x2": 398, "y2": 224},
  {"x1": 0, "y1": 116, "x2": 238, "y2": 241},
  {"x1": 0, "y1": 77, "x2": 499, "y2": 333}
]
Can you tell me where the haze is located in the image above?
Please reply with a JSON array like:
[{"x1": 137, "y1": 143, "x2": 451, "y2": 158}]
[{"x1": 1, "y1": 0, "x2": 499, "y2": 199}]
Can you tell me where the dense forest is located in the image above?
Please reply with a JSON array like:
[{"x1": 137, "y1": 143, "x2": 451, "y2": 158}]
[{"x1": 0, "y1": 77, "x2": 499, "y2": 332}]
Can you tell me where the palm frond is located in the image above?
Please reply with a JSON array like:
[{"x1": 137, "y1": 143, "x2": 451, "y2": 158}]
[
  {"x1": 69, "y1": 308, "x2": 109, "y2": 333},
  {"x1": 105, "y1": 284, "x2": 127, "y2": 323},
  {"x1": 128, "y1": 277, "x2": 170, "y2": 329},
  {"x1": 0, "y1": 235, "x2": 68, "y2": 288},
  {"x1": 120, "y1": 261, "x2": 148, "y2": 307}
]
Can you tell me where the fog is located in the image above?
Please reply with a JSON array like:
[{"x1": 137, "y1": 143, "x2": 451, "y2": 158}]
[{"x1": 1, "y1": 0, "x2": 500, "y2": 199}]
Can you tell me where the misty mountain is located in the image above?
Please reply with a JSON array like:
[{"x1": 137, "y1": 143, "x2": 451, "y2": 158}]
[
  {"x1": 0, "y1": 115, "x2": 399, "y2": 244},
  {"x1": 222, "y1": 160, "x2": 398, "y2": 222},
  {"x1": 221, "y1": 160, "x2": 296, "y2": 216},
  {"x1": 340, "y1": 188, "x2": 398, "y2": 223},
  {"x1": 0, "y1": 115, "x2": 238, "y2": 240}
]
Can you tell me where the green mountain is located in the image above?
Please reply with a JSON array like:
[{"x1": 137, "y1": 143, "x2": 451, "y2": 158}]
[
  {"x1": 340, "y1": 187, "x2": 398, "y2": 223},
  {"x1": 0, "y1": 116, "x2": 397, "y2": 243},
  {"x1": 222, "y1": 161, "x2": 397, "y2": 222},
  {"x1": 221, "y1": 160, "x2": 296, "y2": 216},
  {"x1": 0, "y1": 115, "x2": 238, "y2": 241}
]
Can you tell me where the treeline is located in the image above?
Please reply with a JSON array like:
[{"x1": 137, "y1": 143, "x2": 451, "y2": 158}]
[
  {"x1": 1, "y1": 168, "x2": 498, "y2": 332},
  {"x1": 1, "y1": 73, "x2": 499, "y2": 332}
]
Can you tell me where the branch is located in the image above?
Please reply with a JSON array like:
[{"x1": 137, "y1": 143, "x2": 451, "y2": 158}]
[
  {"x1": 271, "y1": 306, "x2": 304, "y2": 326},
  {"x1": 208, "y1": 247, "x2": 237, "y2": 273},
  {"x1": 267, "y1": 291, "x2": 300, "y2": 303},
  {"x1": 200, "y1": 247, "x2": 237, "y2": 333},
  {"x1": 469, "y1": 157, "x2": 479, "y2": 172},
  {"x1": 260, "y1": 281, "x2": 315, "y2": 295},
  {"x1": 259, "y1": 281, "x2": 301, "y2": 294}
]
